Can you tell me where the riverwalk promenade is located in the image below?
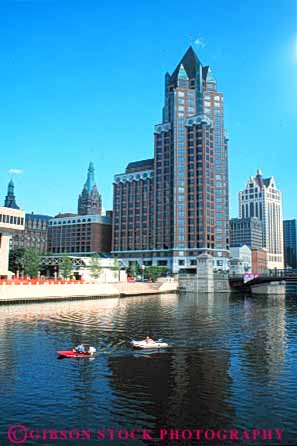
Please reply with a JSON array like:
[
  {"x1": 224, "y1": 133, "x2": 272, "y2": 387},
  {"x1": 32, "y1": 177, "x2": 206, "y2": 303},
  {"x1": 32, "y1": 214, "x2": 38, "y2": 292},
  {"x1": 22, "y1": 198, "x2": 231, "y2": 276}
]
[{"x1": 0, "y1": 278, "x2": 178, "y2": 304}]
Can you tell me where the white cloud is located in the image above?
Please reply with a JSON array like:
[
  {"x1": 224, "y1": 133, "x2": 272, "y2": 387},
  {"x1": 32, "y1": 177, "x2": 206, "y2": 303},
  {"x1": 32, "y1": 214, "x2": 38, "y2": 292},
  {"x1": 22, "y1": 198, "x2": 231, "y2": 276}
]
[
  {"x1": 195, "y1": 37, "x2": 206, "y2": 48},
  {"x1": 9, "y1": 168, "x2": 23, "y2": 175}
]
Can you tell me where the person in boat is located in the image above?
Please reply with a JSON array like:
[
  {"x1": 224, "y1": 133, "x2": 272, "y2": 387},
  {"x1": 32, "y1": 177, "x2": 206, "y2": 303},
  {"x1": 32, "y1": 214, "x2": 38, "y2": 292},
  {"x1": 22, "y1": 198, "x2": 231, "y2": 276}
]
[
  {"x1": 73, "y1": 343, "x2": 86, "y2": 353},
  {"x1": 145, "y1": 336, "x2": 155, "y2": 344},
  {"x1": 88, "y1": 346, "x2": 96, "y2": 355}
]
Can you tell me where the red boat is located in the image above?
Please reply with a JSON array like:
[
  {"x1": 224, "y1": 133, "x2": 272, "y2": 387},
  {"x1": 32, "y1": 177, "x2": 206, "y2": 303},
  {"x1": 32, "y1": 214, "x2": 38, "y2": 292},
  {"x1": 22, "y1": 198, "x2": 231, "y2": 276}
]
[{"x1": 57, "y1": 351, "x2": 92, "y2": 358}]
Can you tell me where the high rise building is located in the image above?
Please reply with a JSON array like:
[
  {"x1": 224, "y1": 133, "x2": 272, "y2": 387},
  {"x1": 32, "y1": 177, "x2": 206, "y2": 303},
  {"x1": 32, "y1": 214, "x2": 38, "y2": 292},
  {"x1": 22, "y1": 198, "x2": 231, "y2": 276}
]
[
  {"x1": 283, "y1": 219, "x2": 297, "y2": 268},
  {"x1": 113, "y1": 47, "x2": 229, "y2": 272},
  {"x1": 4, "y1": 179, "x2": 19, "y2": 209},
  {"x1": 230, "y1": 217, "x2": 262, "y2": 249},
  {"x1": 78, "y1": 162, "x2": 102, "y2": 216},
  {"x1": 239, "y1": 169, "x2": 284, "y2": 269}
]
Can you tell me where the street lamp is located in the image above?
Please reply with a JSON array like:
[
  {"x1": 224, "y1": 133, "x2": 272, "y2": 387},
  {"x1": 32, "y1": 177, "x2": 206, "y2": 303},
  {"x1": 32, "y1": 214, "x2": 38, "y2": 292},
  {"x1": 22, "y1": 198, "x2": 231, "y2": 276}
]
[{"x1": 141, "y1": 264, "x2": 145, "y2": 282}]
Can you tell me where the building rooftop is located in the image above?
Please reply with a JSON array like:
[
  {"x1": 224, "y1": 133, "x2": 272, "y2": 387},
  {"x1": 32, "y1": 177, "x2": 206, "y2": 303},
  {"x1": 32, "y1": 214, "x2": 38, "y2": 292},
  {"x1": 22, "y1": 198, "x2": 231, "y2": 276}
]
[
  {"x1": 125, "y1": 159, "x2": 154, "y2": 173},
  {"x1": 170, "y1": 46, "x2": 202, "y2": 85},
  {"x1": 25, "y1": 212, "x2": 53, "y2": 221}
]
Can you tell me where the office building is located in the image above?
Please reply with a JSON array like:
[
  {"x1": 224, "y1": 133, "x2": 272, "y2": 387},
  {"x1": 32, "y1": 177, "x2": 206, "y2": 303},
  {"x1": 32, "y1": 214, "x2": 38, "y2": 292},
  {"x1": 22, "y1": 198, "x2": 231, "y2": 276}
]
[
  {"x1": 113, "y1": 47, "x2": 229, "y2": 272},
  {"x1": 230, "y1": 217, "x2": 262, "y2": 249},
  {"x1": 283, "y1": 219, "x2": 297, "y2": 268},
  {"x1": 239, "y1": 169, "x2": 284, "y2": 269},
  {"x1": 47, "y1": 214, "x2": 112, "y2": 255}
]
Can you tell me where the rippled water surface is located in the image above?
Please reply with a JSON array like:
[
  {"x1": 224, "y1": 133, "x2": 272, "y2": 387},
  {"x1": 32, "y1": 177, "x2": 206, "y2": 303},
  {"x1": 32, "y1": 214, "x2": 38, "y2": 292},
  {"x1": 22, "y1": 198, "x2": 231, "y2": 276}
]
[{"x1": 0, "y1": 292, "x2": 297, "y2": 445}]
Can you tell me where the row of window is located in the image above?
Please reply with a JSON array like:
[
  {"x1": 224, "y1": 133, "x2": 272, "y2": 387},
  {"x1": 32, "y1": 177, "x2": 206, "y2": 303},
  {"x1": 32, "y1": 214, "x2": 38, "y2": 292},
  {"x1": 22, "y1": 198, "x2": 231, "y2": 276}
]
[{"x1": 0, "y1": 214, "x2": 24, "y2": 226}]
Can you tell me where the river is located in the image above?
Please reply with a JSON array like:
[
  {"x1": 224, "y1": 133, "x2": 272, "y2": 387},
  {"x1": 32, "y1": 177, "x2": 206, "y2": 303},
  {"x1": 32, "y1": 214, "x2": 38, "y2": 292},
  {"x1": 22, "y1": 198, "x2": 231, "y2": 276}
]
[{"x1": 0, "y1": 291, "x2": 296, "y2": 445}]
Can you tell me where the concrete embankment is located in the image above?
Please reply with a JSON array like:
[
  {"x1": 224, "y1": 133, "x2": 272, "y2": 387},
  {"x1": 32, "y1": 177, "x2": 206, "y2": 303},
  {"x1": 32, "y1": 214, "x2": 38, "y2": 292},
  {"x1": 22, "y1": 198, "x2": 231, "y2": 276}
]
[{"x1": 0, "y1": 280, "x2": 178, "y2": 305}]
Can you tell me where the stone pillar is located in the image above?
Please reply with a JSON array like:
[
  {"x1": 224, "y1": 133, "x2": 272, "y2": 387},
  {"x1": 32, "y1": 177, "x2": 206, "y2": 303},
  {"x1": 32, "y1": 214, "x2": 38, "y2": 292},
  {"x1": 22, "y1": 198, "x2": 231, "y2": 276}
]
[{"x1": 196, "y1": 253, "x2": 214, "y2": 293}]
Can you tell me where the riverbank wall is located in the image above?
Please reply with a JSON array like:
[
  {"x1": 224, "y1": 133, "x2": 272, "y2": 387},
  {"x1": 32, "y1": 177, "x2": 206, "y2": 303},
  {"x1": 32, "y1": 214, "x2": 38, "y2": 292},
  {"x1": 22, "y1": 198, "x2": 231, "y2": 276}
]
[{"x1": 0, "y1": 279, "x2": 178, "y2": 305}]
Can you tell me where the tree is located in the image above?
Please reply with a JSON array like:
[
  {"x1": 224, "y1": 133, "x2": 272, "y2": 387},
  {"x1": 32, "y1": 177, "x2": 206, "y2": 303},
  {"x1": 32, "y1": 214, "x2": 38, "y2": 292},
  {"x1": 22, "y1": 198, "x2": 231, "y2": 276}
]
[
  {"x1": 59, "y1": 255, "x2": 73, "y2": 279},
  {"x1": 128, "y1": 261, "x2": 140, "y2": 278},
  {"x1": 111, "y1": 259, "x2": 121, "y2": 281},
  {"x1": 23, "y1": 248, "x2": 41, "y2": 278},
  {"x1": 144, "y1": 266, "x2": 168, "y2": 282},
  {"x1": 9, "y1": 248, "x2": 25, "y2": 274},
  {"x1": 89, "y1": 254, "x2": 102, "y2": 279}
]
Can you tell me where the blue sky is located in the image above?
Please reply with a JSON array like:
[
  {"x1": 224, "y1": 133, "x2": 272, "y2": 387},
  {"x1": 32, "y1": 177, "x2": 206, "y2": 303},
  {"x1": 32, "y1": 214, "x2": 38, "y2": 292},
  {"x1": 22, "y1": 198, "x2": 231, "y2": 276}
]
[{"x1": 1, "y1": 0, "x2": 296, "y2": 218}]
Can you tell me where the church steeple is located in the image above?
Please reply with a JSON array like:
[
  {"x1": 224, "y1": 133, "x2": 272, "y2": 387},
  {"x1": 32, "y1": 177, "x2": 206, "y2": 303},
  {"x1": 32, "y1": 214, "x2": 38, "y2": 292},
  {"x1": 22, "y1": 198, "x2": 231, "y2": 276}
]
[
  {"x1": 78, "y1": 162, "x2": 102, "y2": 215},
  {"x1": 85, "y1": 162, "x2": 96, "y2": 194},
  {"x1": 4, "y1": 178, "x2": 19, "y2": 209}
]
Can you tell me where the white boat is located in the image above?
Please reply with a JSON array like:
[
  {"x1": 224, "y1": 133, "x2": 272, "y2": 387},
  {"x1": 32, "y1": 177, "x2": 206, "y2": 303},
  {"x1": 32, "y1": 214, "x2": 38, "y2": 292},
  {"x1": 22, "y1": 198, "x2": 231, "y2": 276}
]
[{"x1": 131, "y1": 339, "x2": 168, "y2": 349}]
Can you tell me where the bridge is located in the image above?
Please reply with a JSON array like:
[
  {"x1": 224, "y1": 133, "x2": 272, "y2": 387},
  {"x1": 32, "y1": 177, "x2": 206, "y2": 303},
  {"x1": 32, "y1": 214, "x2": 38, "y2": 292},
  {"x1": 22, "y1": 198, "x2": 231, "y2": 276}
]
[{"x1": 229, "y1": 270, "x2": 297, "y2": 292}]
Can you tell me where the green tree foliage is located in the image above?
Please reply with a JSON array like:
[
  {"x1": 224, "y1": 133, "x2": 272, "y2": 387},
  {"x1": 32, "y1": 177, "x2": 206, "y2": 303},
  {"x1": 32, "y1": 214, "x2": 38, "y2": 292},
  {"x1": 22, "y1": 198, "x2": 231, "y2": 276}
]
[
  {"x1": 111, "y1": 259, "x2": 120, "y2": 280},
  {"x1": 111, "y1": 259, "x2": 120, "y2": 271},
  {"x1": 59, "y1": 255, "x2": 73, "y2": 279},
  {"x1": 127, "y1": 261, "x2": 140, "y2": 278},
  {"x1": 144, "y1": 266, "x2": 168, "y2": 282},
  {"x1": 89, "y1": 254, "x2": 102, "y2": 279},
  {"x1": 9, "y1": 248, "x2": 25, "y2": 273},
  {"x1": 23, "y1": 248, "x2": 42, "y2": 278}
]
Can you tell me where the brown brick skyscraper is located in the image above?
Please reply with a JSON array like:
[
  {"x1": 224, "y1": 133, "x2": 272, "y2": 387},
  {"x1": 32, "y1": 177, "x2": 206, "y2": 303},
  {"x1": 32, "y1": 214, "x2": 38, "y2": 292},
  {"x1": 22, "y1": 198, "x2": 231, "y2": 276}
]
[{"x1": 113, "y1": 47, "x2": 229, "y2": 272}]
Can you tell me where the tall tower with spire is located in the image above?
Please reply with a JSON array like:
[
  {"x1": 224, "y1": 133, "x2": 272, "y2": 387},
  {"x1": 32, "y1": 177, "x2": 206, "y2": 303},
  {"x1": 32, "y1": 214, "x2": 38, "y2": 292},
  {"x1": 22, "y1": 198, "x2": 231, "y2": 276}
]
[
  {"x1": 112, "y1": 47, "x2": 229, "y2": 272},
  {"x1": 4, "y1": 179, "x2": 19, "y2": 209},
  {"x1": 78, "y1": 162, "x2": 102, "y2": 215}
]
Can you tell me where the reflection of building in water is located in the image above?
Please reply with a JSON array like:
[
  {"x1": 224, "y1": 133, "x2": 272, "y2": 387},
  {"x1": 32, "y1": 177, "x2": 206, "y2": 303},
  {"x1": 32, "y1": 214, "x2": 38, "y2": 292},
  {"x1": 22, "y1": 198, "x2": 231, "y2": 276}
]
[
  {"x1": 107, "y1": 293, "x2": 235, "y2": 431},
  {"x1": 242, "y1": 296, "x2": 286, "y2": 376},
  {"x1": 0, "y1": 330, "x2": 16, "y2": 388},
  {"x1": 107, "y1": 347, "x2": 234, "y2": 432},
  {"x1": 265, "y1": 297, "x2": 286, "y2": 373}
]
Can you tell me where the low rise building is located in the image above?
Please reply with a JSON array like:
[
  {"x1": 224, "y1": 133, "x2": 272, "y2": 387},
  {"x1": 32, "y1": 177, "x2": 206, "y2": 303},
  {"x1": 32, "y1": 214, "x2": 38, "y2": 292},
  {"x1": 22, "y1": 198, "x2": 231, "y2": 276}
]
[
  {"x1": 251, "y1": 248, "x2": 268, "y2": 273},
  {"x1": 229, "y1": 245, "x2": 252, "y2": 274},
  {"x1": 47, "y1": 214, "x2": 112, "y2": 255},
  {"x1": 40, "y1": 255, "x2": 125, "y2": 281},
  {"x1": 0, "y1": 207, "x2": 25, "y2": 277},
  {"x1": 11, "y1": 212, "x2": 52, "y2": 253}
]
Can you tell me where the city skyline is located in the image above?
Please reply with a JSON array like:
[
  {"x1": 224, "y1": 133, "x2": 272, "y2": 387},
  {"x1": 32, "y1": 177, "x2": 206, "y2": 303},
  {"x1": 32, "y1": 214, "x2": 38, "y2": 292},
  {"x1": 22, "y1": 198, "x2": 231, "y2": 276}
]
[{"x1": 1, "y1": 0, "x2": 296, "y2": 218}]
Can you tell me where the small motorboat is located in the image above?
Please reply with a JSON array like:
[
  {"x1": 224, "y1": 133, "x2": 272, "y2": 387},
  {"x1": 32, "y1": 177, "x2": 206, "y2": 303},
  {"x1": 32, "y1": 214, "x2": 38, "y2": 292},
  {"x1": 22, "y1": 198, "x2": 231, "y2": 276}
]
[
  {"x1": 57, "y1": 346, "x2": 96, "y2": 358},
  {"x1": 57, "y1": 351, "x2": 92, "y2": 358},
  {"x1": 131, "y1": 339, "x2": 168, "y2": 349}
]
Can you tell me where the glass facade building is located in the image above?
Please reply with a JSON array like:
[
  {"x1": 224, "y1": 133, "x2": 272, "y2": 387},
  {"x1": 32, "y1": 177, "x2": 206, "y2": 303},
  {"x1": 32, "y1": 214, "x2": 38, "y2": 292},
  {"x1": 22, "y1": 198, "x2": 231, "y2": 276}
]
[
  {"x1": 230, "y1": 217, "x2": 263, "y2": 249},
  {"x1": 283, "y1": 219, "x2": 297, "y2": 269}
]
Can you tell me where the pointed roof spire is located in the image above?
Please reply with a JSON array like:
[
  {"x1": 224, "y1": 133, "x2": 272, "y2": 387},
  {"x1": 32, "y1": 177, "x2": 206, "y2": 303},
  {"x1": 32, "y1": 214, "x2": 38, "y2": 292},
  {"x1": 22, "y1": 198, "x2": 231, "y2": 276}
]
[
  {"x1": 255, "y1": 168, "x2": 264, "y2": 187},
  {"x1": 4, "y1": 178, "x2": 19, "y2": 209},
  {"x1": 170, "y1": 46, "x2": 202, "y2": 85},
  {"x1": 78, "y1": 162, "x2": 102, "y2": 216},
  {"x1": 205, "y1": 66, "x2": 216, "y2": 82},
  {"x1": 84, "y1": 162, "x2": 96, "y2": 194},
  {"x1": 177, "y1": 63, "x2": 189, "y2": 80}
]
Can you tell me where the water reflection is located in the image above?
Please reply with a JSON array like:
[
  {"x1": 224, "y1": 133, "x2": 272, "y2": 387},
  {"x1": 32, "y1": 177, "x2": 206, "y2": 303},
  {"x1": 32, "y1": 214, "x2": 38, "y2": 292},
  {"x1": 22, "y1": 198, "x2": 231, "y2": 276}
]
[{"x1": 0, "y1": 292, "x2": 296, "y2": 445}]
